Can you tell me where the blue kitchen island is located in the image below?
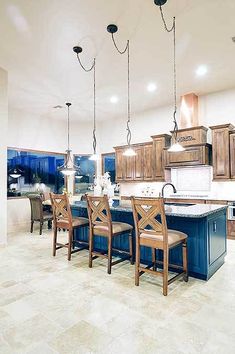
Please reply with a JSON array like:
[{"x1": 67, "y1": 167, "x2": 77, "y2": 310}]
[{"x1": 72, "y1": 201, "x2": 227, "y2": 280}]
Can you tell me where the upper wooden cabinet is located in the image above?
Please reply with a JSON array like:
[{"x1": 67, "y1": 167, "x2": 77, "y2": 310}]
[
  {"x1": 133, "y1": 146, "x2": 144, "y2": 180},
  {"x1": 143, "y1": 143, "x2": 153, "y2": 181},
  {"x1": 115, "y1": 149, "x2": 124, "y2": 182},
  {"x1": 210, "y1": 124, "x2": 234, "y2": 180},
  {"x1": 163, "y1": 144, "x2": 212, "y2": 168},
  {"x1": 230, "y1": 132, "x2": 235, "y2": 179},
  {"x1": 152, "y1": 134, "x2": 171, "y2": 180}
]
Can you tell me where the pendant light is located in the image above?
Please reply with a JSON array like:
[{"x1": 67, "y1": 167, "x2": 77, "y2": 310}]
[
  {"x1": 107, "y1": 24, "x2": 136, "y2": 157},
  {"x1": 73, "y1": 46, "x2": 99, "y2": 161},
  {"x1": 155, "y1": 0, "x2": 185, "y2": 152},
  {"x1": 9, "y1": 167, "x2": 22, "y2": 179},
  {"x1": 8, "y1": 151, "x2": 23, "y2": 179},
  {"x1": 58, "y1": 103, "x2": 80, "y2": 176}
]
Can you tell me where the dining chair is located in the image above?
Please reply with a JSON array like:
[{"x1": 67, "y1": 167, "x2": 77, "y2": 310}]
[
  {"x1": 50, "y1": 193, "x2": 89, "y2": 261},
  {"x1": 28, "y1": 194, "x2": 53, "y2": 235},
  {"x1": 86, "y1": 195, "x2": 134, "y2": 274},
  {"x1": 131, "y1": 197, "x2": 188, "y2": 296}
]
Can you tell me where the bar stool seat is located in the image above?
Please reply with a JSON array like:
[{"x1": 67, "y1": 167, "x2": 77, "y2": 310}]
[
  {"x1": 94, "y1": 222, "x2": 133, "y2": 236},
  {"x1": 140, "y1": 229, "x2": 187, "y2": 248}
]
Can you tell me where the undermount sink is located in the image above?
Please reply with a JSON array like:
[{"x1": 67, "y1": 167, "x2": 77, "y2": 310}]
[{"x1": 165, "y1": 202, "x2": 195, "y2": 207}]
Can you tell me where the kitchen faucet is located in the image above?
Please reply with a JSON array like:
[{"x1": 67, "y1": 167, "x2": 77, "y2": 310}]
[{"x1": 161, "y1": 183, "x2": 177, "y2": 198}]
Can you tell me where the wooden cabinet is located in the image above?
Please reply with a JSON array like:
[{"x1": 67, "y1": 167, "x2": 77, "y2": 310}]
[
  {"x1": 133, "y1": 146, "x2": 143, "y2": 180},
  {"x1": 163, "y1": 144, "x2": 211, "y2": 168},
  {"x1": 230, "y1": 132, "x2": 235, "y2": 179},
  {"x1": 210, "y1": 124, "x2": 234, "y2": 180},
  {"x1": 152, "y1": 134, "x2": 171, "y2": 180},
  {"x1": 143, "y1": 143, "x2": 153, "y2": 180},
  {"x1": 124, "y1": 155, "x2": 134, "y2": 180},
  {"x1": 115, "y1": 149, "x2": 124, "y2": 181}
]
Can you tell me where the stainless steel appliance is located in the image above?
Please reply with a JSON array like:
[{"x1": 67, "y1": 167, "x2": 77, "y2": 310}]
[{"x1": 228, "y1": 203, "x2": 235, "y2": 220}]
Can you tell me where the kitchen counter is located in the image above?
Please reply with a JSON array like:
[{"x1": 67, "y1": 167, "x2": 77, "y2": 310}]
[
  {"x1": 72, "y1": 201, "x2": 227, "y2": 280},
  {"x1": 72, "y1": 200, "x2": 227, "y2": 218}
]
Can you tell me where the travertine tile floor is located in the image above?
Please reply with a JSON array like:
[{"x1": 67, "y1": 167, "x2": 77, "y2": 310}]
[{"x1": 0, "y1": 230, "x2": 235, "y2": 354}]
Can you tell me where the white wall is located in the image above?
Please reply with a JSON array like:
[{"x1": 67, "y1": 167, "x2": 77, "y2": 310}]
[
  {"x1": 0, "y1": 67, "x2": 8, "y2": 245},
  {"x1": 99, "y1": 88, "x2": 235, "y2": 199},
  {"x1": 7, "y1": 108, "x2": 94, "y2": 233}
]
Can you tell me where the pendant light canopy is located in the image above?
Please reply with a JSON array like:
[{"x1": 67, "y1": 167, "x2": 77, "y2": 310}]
[
  {"x1": 58, "y1": 103, "x2": 80, "y2": 176},
  {"x1": 155, "y1": 0, "x2": 185, "y2": 152},
  {"x1": 73, "y1": 46, "x2": 99, "y2": 161},
  {"x1": 107, "y1": 24, "x2": 136, "y2": 157}
]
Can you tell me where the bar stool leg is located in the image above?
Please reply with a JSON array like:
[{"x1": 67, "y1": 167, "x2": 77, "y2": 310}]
[
  {"x1": 163, "y1": 248, "x2": 169, "y2": 296},
  {"x1": 68, "y1": 229, "x2": 73, "y2": 261},
  {"x1": 129, "y1": 231, "x2": 134, "y2": 265},
  {"x1": 89, "y1": 229, "x2": 93, "y2": 268},
  {"x1": 183, "y1": 241, "x2": 188, "y2": 282},
  {"x1": 39, "y1": 222, "x2": 43, "y2": 235},
  {"x1": 152, "y1": 248, "x2": 156, "y2": 271},
  {"x1": 135, "y1": 241, "x2": 140, "y2": 286},
  {"x1": 53, "y1": 228, "x2": 57, "y2": 257},
  {"x1": 107, "y1": 236, "x2": 112, "y2": 274},
  {"x1": 30, "y1": 220, "x2": 34, "y2": 233}
]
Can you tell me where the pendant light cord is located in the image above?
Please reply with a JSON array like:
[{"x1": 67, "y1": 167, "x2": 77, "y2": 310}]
[
  {"x1": 67, "y1": 104, "x2": 70, "y2": 151},
  {"x1": 159, "y1": 5, "x2": 178, "y2": 141},
  {"x1": 93, "y1": 59, "x2": 97, "y2": 154},
  {"x1": 111, "y1": 34, "x2": 132, "y2": 147},
  {"x1": 75, "y1": 53, "x2": 97, "y2": 154}
]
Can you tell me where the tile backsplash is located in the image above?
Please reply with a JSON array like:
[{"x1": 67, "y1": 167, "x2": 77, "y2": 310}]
[{"x1": 120, "y1": 166, "x2": 235, "y2": 201}]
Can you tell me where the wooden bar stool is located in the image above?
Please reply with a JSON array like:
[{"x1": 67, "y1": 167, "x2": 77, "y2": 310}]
[
  {"x1": 28, "y1": 194, "x2": 53, "y2": 235},
  {"x1": 86, "y1": 195, "x2": 134, "y2": 274},
  {"x1": 131, "y1": 197, "x2": 188, "y2": 296},
  {"x1": 50, "y1": 193, "x2": 89, "y2": 261}
]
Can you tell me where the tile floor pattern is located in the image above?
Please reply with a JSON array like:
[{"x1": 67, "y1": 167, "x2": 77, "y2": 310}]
[{"x1": 0, "y1": 230, "x2": 235, "y2": 354}]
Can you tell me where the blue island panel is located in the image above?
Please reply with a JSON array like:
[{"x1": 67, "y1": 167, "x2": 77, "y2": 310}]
[{"x1": 72, "y1": 204, "x2": 227, "y2": 280}]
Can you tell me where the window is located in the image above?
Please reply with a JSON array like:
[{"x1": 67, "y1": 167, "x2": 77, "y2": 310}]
[
  {"x1": 7, "y1": 148, "x2": 66, "y2": 198},
  {"x1": 74, "y1": 155, "x2": 96, "y2": 194},
  {"x1": 102, "y1": 153, "x2": 116, "y2": 183}
]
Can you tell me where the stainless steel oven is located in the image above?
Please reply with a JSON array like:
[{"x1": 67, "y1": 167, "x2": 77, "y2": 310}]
[{"x1": 228, "y1": 203, "x2": 235, "y2": 220}]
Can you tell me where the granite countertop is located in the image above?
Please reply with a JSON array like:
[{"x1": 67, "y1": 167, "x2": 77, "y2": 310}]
[{"x1": 72, "y1": 201, "x2": 227, "y2": 218}]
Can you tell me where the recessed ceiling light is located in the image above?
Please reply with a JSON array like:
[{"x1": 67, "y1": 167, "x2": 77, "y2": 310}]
[
  {"x1": 232, "y1": 36, "x2": 235, "y2": 43},
  {"x1": 147, "y1": 83, "x2": 157, "y2": 92},
  {"x1": 110, "y1": 96, "x2": 119, "y2": 104},
  {"x1": 196, "y1": 65, "x2": 208, "y2": 77}
]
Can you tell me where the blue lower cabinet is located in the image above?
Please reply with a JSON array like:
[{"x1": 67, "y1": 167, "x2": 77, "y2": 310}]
[{"x1": 72, "y1": 206, "x2": 227, "y2": 281}]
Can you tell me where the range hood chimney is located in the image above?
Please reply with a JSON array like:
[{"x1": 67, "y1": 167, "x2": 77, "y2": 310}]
[{"x1": 179, "y1": 93, "x2": 199, "y2": 129}]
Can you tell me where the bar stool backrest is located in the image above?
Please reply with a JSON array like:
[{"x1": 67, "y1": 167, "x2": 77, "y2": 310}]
[
  {"x1": 86, "y1": 195, "x2": 112, "y2": 232},
  {"x1": 28, "y1": 194, "x2": 43, "y2": 221},
  {"x1": 50, "y1": 193, "x2": 72, "y2": 230},
  {"x1": 131, "y1": 197, "x2": 168, "y2": 244}
]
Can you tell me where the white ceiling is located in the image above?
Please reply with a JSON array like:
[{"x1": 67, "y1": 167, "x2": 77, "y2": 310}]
[{"x1": 0, "y1": 0, "x2": 235, "y2": 122}]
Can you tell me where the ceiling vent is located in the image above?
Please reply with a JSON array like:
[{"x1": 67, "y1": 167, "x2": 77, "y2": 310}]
[{"x1": 53, "y1": 105, "x2": 63, "y2": 109}]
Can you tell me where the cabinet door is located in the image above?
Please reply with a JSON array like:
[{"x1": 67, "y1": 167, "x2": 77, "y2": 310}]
[
  {"x1": 143, "y1": 144, "x2": 153, "y2": 180},
  {"x1": 208, "y1": 214, "x2": 226, "y2": 265},
  {"x1": 115, "y1": 149, "x2": 123, "y2": 181},
  {"x1": 230, "y1": 133, "x2": 235, "y2": 179},
  {"x1": 133, "y1": 146, "x2": 143, "y2": 180},
  {"x1": 124, "y1": 155, "x2": 134, "y2": 180},
  {"x1": 153, "y1": 138, "x2": 165, "y2": 180},
  {"x1": 212, "y1": 128, "x2": 230, "y2": 179},
  {"x1": 163, "y1": 145, "x2": 207, "y2": 167}
]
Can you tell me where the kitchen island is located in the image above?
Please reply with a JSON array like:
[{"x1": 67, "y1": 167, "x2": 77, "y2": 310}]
[{"x1": 72, "y1": 201, "x2": 227, "y2": 280}]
